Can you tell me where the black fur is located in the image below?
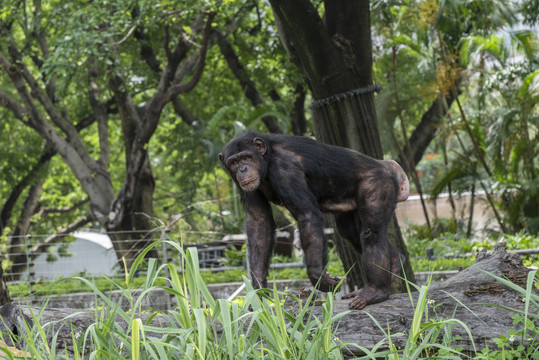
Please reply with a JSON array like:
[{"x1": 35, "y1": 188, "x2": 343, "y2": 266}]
[{"x1": 220, "y1": 132, "x2": 409, "y2": 309}]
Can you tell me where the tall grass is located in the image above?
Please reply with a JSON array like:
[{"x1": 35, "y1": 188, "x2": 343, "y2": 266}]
[
  {"x1": 2, "y1": 241, "x2": 347, "y2": 359},
  {"x1": 3, "y1": 241, "x2": 539, "y2": 359}
]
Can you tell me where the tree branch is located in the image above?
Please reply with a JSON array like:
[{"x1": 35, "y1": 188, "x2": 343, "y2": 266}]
[
  {"x1": 0, "y1": 23, "x2": 103, "y2": 177},
  {"x1": 0, "y1": 148, "x2": 54, "y2": 238},
  {"x1": 88, "y1": 58, "x2": 110, "y2": 168},
  {"x1": 36, "y1": 199, "x2": 89, "y2": 218},
  {"x1": 109, "y1": 73, "x2": 141, "y2": 158},
  {"x1": 0, "y1": 47, "x2": 114, "y2": 217},
  {"x1": 164, "y1": 11, "x2": 216, "y2": 101},
  {"x1": 0, "y1": 50, "x2": 48, "y2": 132},
  {"x1": 30, "y1": 215, "x2": 93, "y2": 261},
  {"x1": 217, "y1": 32, "x2": 282, "y2": 133},
  {"x1": 0, "y1": 89, "x2": 29, "y2": 124},
  {"x1": 132, "y1": 5, "x2": 161, "y2": 74},
  {"x1": 31, "y1": 2, "x2": 57, "y2": 104},
  {"x1": 155, "y1": 14, "x2": 207, "y2": 97},
  {"x1": 171, "y1": 97, "x2": 199, "y2": 127},
  {"x1": 403, "y1": 92, "x2": 456, "y2": 165},
  {"x1": 2, "y1": 26, "x2": 76, "y2": 139}
]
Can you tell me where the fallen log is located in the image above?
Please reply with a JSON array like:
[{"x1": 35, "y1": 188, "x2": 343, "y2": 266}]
[
  {"x1": 332, "y1": 241, "x2": 535, "y2": 356},
  {"x1": 0, "y1": 242, "x2": 534, "y2": 358}
]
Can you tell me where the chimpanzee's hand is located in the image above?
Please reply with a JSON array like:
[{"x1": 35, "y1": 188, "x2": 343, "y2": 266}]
[{"x1": 316, "y1": 273, "x2": 341, "y2": 292}]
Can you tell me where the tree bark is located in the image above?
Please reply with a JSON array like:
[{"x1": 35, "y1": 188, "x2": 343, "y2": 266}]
[
  {"x1": 289, "y1": 84, "x2": 307, "y2": 135},
  {"x1": 269, "y1": 0, "x2": 415, "y2": 292},
  {"x1": 0, "y1": 149, "x2": 54, "y2": 239},
  {"x1": 7, "y1": 180, "x2": 45, "y2": 282}
]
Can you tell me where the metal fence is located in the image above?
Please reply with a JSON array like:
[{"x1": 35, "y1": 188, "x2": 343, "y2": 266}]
[{"x1": 4, "y1": 228, "x2": 539, "y2": 299}]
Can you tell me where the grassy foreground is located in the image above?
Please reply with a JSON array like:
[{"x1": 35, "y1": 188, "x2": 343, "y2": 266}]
[{"x1": 2, "y1": 240, "x2": 539, "y2": 359}]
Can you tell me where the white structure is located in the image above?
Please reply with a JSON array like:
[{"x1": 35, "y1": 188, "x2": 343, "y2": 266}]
[
  {"x1": 396, "y1": 192, "x2": 497, "y2": 238},
  {"x1": 30, "y1": 231, "x2": 118, "y2": 280}
]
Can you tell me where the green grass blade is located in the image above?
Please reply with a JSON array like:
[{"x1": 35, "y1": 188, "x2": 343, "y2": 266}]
[{"x1": 131, "y1": 318, "x2": 142, "y2": 360}]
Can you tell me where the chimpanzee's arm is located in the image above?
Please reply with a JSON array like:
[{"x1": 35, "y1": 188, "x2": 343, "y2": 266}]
[
  {"x1": 243, "y1": 190, "x2": 275, "y2": 288},
  {"x1": 278, "y1": 180, "x2": 340, "y2": 292}
]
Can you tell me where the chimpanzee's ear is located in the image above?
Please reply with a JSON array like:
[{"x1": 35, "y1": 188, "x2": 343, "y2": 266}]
[
  {"x1": 218, "y1": 153, "x2": 225, "y2": 165},
  {"x1": 253, "y1": 137, "x2": 267, "y2": 156}
]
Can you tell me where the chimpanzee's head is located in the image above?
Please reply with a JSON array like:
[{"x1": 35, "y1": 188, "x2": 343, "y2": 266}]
[{"x1": 219, "y1": 134, "x2": 268, "y2": 192}]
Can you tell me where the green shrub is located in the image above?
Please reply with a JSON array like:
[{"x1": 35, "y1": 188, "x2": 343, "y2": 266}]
[{"x1": 6, "y1": 241, "x2": 350, "y2": 359}]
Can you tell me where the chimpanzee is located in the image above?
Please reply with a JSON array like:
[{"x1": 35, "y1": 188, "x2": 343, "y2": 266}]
[{"x1": 219, "y1": 131, "x2": 409, "y2": 309}]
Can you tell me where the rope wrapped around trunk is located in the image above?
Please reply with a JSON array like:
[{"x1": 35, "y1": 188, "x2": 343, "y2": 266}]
[{"x1": 309, "y1": 85, "x2": 383, "y2": 158}]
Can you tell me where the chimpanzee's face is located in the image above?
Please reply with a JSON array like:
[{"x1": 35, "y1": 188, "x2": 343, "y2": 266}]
[
  {"x1": 219, "y1": 137, "x2": 268, "y2": 192},
  {"x1": 222, "y1": 151, "x2": 262, "y2": 192}
]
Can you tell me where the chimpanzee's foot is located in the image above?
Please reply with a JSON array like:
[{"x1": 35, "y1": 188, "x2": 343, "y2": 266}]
[
  {"x1": 342, "y1": 286, "x2": 389, "y2": 310},
  {"x1": 315, "y1": 273, "x2": 341, "y2": 292}
]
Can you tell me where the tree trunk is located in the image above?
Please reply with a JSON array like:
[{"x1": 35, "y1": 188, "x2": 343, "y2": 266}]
[
  {"x1": 269, "y1": 0, "x2": 415, "y2": 292},
  {"x1": 0, "y1": 266, "x2": 10, "y2": 305},
  {"x1": 7, "y1": 180, "x2": 44, "y2": 281},
  {"x1": 107, "y1": 156, "x2": 157, "y2": 267},
  {"x1": 403, "y1": 92, "x2": 457, "y2": 166}
]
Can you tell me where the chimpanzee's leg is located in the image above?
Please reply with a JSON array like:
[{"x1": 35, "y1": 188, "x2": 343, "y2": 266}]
[
  {"x1": 294, "y1": 208, "x2": 340, "y2": 292},
  {"x1": 342, "y1": 175, "x2": 402, "y2": 310},
  {"x1": 335, "y1": 211, "x2": 363, "y2": 253},
  {"x1": 342, "y1": 222, "x2": 394, "y2": 309},
  {"x1": 244, "y1": 191, "x2": 275, "y2": 289}
]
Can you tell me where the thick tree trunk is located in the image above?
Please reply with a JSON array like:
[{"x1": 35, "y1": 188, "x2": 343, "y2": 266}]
[
  {"x1": 403, "y1": 92, "x2": 457, "y2": 166},
  {"x1": 107, "y1": 157, "x2": 158, "y2": 266},
  {"x1": 269, "y1": 0, "x2": 415, "y2": 292}
]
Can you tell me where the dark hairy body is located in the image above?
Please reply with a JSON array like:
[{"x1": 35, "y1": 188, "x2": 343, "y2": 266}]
[{"x1": 219, "y1": 132, "x2": 409, "y2": 309}]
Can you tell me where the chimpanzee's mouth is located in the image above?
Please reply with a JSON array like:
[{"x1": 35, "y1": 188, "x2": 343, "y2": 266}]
[{"x1": 240, "y1": 177, "x2": 259, "y2": 191}]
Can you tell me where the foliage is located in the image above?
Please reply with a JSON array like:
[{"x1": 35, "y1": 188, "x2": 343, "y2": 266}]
[
  {"x1": 5, "y1": 241, "x2": 349, "y2": 359},
  {"x1": 372, "y1": 0, "x2": 538, "y2": 237},
  {"x1": 406, "y1": 219, "x2": 539, "y2": 271},
  {"x1": 411, "y1": 257, "x2": 475, "y2": 273},
  {"x1": 6, "y1": 236, "x2": 539, "y2": 358},
  {"x1": 222, "y1": 244, "x2": 246, "y2": 267}
]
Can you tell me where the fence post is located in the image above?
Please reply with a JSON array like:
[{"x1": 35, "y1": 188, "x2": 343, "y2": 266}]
[
  {"x1": 161, "y1": 230, "x2": 172, "y2": 310},
  {"x1": 26, "y1": 235, "x2": 36, "y2": 301}
]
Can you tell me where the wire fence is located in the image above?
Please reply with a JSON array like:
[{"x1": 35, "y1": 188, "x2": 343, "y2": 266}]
[
  {"x1": 2, "y1": 229, "x2": 220, "y2": 294},
  {"x1": 4, "y1": 228, "x2": 539, "y2": 300},
  {"x1": 3, "y1": 228, "x2": 298, "y2": 298}
]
